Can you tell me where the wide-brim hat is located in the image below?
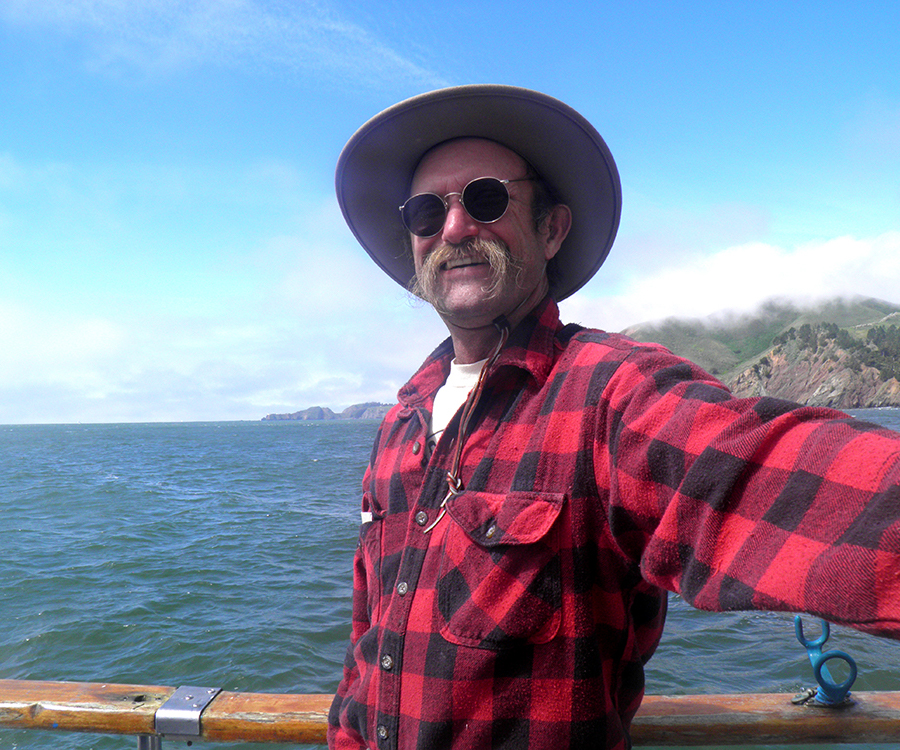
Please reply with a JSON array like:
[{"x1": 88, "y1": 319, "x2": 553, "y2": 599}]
[{"x1": 335, "y1": 84, "x2": 621, "y2": 301}]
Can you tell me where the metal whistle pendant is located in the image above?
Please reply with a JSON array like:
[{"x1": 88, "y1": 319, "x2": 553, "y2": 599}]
[{"x1": 423, "y1": 474, "x2": 463, "y2": 533}]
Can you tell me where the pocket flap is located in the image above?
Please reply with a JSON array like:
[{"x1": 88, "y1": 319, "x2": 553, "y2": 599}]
[{"x1": 445, "y1": 490, "x2": 565, "y2": 546}]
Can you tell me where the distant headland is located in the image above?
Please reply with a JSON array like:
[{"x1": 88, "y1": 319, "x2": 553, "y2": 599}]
[{"x1": 262, "y1": 402, "x2": 392, "y2": 421}]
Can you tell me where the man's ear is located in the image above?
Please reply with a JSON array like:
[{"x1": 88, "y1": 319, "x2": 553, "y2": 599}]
[{"x1": 542, "y1": 204, "x2": 571, "y2": 261}]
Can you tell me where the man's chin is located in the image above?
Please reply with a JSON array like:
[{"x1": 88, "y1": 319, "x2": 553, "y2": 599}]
[
  {"x1": 422, "y1": 279, "x2": 494, "y2": 312},
  {"x1": 432, "y1": 296, "x2": 492, "y2": 318},
  {"x1": 430, "y1": 289, "x2": 512, "y2": 324}
]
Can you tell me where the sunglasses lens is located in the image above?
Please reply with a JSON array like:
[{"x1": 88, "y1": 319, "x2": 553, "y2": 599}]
[
  {"x1": 400, "y1": 178, "x2": 513, "y2": 237},
  {"x1": 401, "y1": 194, "x2": 446, "y2": 237},
  {"x1": 462, "y1": 178, "x2": 510, "y2": 223}
]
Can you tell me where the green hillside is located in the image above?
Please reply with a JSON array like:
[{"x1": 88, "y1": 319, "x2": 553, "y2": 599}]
[{"x1": 623, "y1": 296, "x2": 900, "y2": 377}]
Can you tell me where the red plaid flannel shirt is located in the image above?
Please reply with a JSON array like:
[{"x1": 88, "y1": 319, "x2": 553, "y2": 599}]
[{"x1": 328, "y1": 297, "x2": 900, "y2": 750}]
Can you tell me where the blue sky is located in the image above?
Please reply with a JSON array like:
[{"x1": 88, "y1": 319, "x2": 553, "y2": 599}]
[{"x1": 1, "y1": 1, "x2": 898, "y2": 424}]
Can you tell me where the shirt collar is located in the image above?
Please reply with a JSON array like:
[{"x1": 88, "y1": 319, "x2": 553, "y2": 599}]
[
  {"x1": 494, "y1": 295, "x2": 563, "y2": 383},
  {"x1": 398, "y1": 296, "x2": 563, "y2": 408}
]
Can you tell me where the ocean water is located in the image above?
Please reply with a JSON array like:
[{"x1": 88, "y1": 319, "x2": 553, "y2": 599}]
[{"x1": 2, "y1": 410, "x2": 900, "y2": 749}]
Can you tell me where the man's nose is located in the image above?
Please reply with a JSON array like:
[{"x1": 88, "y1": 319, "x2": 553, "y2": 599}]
[{"x1": 440, "y1": 197, "x2": 479, "y2": 245}]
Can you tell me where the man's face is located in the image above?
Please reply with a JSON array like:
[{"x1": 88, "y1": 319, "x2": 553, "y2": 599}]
[{"x1": 407, "y1": 138, "x2": 562, "y2": 328}]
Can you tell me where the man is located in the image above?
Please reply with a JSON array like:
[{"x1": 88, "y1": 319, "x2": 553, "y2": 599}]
[{"x1": 328, "y1": 85, "x2": 900, "y2": 750}]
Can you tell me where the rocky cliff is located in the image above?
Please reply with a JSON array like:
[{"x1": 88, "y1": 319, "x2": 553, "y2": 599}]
[{"x1": 726, "y1": 337, "x2": 900, "y2": 407}]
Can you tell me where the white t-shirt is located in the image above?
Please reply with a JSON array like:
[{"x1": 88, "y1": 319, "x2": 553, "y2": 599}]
[{"x1": 427, "y1": 357, "x2": 488, "y2": 453}]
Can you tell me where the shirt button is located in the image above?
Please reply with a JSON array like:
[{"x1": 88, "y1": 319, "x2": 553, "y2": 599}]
[
  {"x1": 485, "y1": 522, "x2": 497, "y2": 539},
  {"x1": 381, "y1": 654, "x2": 394, "y2": 670},
  {"x1": 412, "y1": 440, "x2": 421, "y2": 455},
  {"x1": 377, "y1": 725, "x2": 389, "y2": 740},
  {"x1": 414, "y1": 511, "x2": 429, "y2": 527},
  {"x1": 397, "y1": 581, "x2": 408, "y2": 596}
]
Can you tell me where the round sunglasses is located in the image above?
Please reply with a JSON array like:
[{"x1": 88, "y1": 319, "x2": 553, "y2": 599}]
[{"x1": 399, "y1": 176, "x2": 535, "y2": 238}]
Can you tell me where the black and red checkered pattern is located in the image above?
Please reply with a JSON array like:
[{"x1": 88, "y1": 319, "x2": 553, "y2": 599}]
[{"x1": 328, "y1": 297, "x2": 900, "y2": 750}]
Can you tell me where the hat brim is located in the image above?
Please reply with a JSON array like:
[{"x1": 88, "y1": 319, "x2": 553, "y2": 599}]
[{"x1": 335, "y1": 84, "x2": 621, "y2": 302}]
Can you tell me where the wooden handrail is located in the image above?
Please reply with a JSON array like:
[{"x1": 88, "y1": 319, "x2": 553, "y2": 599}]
[
  {"x1": 2, "y1": 679, "x2": 900, "y2": 745},
  {"x1": 0, "y1": 681, "x2": 332, "y2": 744},
  {"x1": 633, "y1": 692, "x2": 900, "y2": 745}
]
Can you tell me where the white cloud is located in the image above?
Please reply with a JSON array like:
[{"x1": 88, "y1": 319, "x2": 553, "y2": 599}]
[
  {"x1": 562, "y1": 231, "x2": 900, "y2": 332},
  {"x1": 0, "y1": 0, "x2": 445, "y2": 88},
  {"x1": 0, "y1": 233, "x2": 444, "y2": 423},
  {"x1": 0, "y1": 301, "x2": 124, "y2": 379}
]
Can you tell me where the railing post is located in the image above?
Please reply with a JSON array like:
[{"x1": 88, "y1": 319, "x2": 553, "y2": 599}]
[{"x1": 137, "y1": 735, "x2": 162, "y2": 749}]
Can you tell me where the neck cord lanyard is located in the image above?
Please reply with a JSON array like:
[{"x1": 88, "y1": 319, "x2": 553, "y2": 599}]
[{"x1": 423, "y1": 318, "x2": 510, "y2": 534}]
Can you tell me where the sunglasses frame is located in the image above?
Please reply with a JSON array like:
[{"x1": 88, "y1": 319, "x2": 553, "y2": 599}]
[{"x1": 399, "y1": 176, "x2": 535, "y2": 238}]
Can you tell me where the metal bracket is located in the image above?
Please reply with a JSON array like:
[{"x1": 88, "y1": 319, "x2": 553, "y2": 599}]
[{"x1": 155, "y1": 685, "x2": 222, "y2": 739}]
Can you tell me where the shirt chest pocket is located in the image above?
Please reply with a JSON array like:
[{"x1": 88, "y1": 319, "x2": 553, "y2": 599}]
[{"x1": 437, "y1": 490, "x2": 565, "y2": 649}]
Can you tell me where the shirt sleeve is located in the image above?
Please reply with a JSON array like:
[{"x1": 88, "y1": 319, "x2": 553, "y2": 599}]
[{"x1": 599, "y1": 343, "x2": 900, "y2": 639}]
